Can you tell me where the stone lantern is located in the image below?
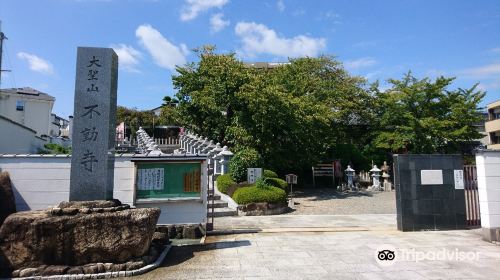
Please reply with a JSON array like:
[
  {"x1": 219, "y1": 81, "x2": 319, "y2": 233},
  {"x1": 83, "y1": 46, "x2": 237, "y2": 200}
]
[
  {"x1": 201, "y1": 140, "x2": 215, "y2": 155},
  {"x1": 187, "y1": 134, "x2": 198, "y2": 153},
  {"x1": 345, "y1": 165, "x2": 356, "y2": 190},
  {"x1": 217, "y1": 146, "x2": 234, "y2": 175},
  {"x1": 197, "y1": 137, "x2": 209, "y2": 154},
  {"x1": 210, "y1": 143, "x2": 223, "y2": 175},
  {"x1": 370, "y1": 165, "x2": 382, "y2": 191}
]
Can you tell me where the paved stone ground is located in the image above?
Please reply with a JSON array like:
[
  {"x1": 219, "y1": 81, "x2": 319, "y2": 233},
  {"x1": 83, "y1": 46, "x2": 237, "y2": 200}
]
[
  {"x1": 127, "y1": 229, "x2": 500, "y2": 279},
  {"x1": 214, "y1": 214, "x2": 396, "y2": 232},
  {"x1": 287, "y1": 188, "x2": 396, "y2": 215}
]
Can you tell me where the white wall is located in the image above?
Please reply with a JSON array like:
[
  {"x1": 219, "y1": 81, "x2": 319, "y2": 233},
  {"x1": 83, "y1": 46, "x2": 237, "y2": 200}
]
[
  {"x1": 0, "y1": 156, "x2": 207, "y2": 225},
  {"x1": 476, "y1": 150, "x2": 500, "y2": 241},
  {"x1": 0, "y1": 116, "x2": 47, "y2": 154}
]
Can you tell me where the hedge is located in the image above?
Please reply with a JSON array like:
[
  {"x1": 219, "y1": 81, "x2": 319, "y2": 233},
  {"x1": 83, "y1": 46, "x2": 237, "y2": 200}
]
[
  {"x1": 229, "y1": 148, "x2": 262, "y2": 183},
  {"x1": 232, "y1": 182, "x2": 287, "y2": 205},
  {"x1": 263, "y1": 169, "x2": 278, "y2": 178},
  {"x1": 216, "y1": 174, "x2": 235, "y2": 194},
  {"x1": 264, "y1": 177, "x2": 288, "y2": 190}
]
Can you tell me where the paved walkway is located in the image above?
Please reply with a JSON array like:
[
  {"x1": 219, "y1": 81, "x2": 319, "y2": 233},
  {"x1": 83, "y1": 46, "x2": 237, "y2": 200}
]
[
  {"x1": 214, "y1": 214, "x2": 396, "y2": 232},
  {"x1": 128, "y1": 228, "x2": 500, "y2": 279}
]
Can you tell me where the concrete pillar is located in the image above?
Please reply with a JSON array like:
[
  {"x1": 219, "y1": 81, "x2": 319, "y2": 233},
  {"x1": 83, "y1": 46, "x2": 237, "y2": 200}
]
[{"x1": 476, "y1": 150, "x2": 500, "y2": 242}]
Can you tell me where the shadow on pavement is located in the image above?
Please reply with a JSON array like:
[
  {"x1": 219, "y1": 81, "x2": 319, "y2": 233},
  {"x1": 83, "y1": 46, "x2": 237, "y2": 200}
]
[{"x1": 159, "y1": 240, "x2": 251, "y2": 267}]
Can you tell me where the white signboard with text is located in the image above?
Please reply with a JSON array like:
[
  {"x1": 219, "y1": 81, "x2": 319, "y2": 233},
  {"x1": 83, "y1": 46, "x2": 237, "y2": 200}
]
[
  {"x1": 247, "y1": 168, "x2": 263, "y2": 184},
  {"x1": 454, "y1": 170, "x2": 464, "y2": 189},
  {"x1": 137, "y1": 168, "x2": 164, "y2": 190},
  {"x1": 421, "y1": 170, "x2": 443, "y2": 185}
]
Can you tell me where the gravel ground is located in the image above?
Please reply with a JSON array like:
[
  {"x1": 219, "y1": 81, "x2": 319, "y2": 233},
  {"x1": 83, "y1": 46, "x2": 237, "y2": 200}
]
[{"x1": 286, "y1": 188, "x2": 396, "y2": 215}]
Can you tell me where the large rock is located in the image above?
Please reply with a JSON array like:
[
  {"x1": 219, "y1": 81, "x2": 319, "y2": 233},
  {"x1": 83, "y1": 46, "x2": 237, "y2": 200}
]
[
  {"x1": 0, "y1": 201, "x2": 160, "y2": 271},
  {"x1": 0, "y1": 172, "x2": 16, "y2": 226}
]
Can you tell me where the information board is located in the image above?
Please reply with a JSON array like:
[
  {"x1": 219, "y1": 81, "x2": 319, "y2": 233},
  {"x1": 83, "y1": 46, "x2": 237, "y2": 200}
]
[{"x1": 135, "y1": 162, "x2": 202, "y2": 199}]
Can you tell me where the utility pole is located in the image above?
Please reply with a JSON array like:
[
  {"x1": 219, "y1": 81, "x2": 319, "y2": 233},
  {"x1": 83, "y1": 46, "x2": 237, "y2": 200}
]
[{"x1": 0, "y1": 21, "x2": 12, "y2": 89}]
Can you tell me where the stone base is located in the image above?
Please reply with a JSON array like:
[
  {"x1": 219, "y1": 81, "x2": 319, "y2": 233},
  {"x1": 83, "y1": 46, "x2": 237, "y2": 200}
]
[
  {"x1": 156, "y1": 224, "x2": 205, "y2": 239},
  {"x1": 238, "y1": 202, "x2": 288, "y2": 216},
  {"x1": 482, "y1": 228, "x2": 500, "y2": 242},
  {"x1": 0, "y1": 200, "x2": 160, "y2": 275}
]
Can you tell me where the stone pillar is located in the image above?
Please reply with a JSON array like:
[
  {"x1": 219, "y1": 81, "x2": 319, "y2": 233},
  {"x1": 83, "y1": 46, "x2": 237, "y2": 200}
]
[
  {"x1": 70, "y1": 47, "x2": 118, "y2": 201},
  {"x1": 476, "y1": 150, "x2": 500, "y2": 242}
]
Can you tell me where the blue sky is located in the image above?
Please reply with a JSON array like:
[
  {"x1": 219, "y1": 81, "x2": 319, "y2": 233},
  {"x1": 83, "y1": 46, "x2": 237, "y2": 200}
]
[{"x1": 1, "y1": 0, "x2": 499, "y2": 118}]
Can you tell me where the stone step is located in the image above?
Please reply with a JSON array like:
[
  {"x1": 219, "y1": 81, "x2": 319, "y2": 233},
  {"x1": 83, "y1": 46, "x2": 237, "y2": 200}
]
[
  {"x1": 207, "y1": 207, "x2": 238, "y2": 218},
  {"x1": 207, "y1": 200, "x2": 228, "y2": 208}
]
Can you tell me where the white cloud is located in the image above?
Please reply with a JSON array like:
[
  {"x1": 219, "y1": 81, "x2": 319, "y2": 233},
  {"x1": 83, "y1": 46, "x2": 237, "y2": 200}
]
[
  {"x1": 17, "y1": 52, "x2": 54, "y2": 75},
  {"x1": 344, "y1": 57, "x2": 377, "y2": 70},
  {"x1": 461, "y1": 63, "x2": 500, "y2": 78},
  {"x1": 135, "y1": 24, "x2": 188, "y2": 70},
  {"x1": 234, "y1": 21, "x2": 326, "y2": 58},
  {"x1": 111, "y1": 44, "x2": 142, "y2": 73},
  {"x1": 276, "y1": 0, "x2": 285, "y2": 12},
  {"x1": 180, "y1": 0, "x2": 229, "y2": 21},
  {"x1": 210, "y1": 13, "x2": 230, "y2": 33},
  {"x1": 490, "y1": 47, "x2": 500, "y2": 53}
]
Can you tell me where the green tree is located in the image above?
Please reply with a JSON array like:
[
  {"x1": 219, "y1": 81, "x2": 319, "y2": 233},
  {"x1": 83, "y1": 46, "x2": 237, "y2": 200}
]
[
  {"x1": 173, "y1": 45, "x2": 251, "y2": 143},
  {"x1": 158, "y1": 105, "x2": 182, "y2": 126},
  {"x1": 173, "y1": 47, "x2": 373, "y2": 172},
  {"x1": 372, "y1": 72, "x2": 485, "y2": 154},
  {"x1": 116, "y1": 106, "x2": 155, "y2": 138}
]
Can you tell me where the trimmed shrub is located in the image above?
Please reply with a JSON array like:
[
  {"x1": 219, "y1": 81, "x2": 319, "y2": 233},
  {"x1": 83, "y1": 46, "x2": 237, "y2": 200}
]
[
  {"x1": 216, "y1": 174, "x2": 235, "y2": 194},
  {"x1": 263, "y1": 169, "x2": 278, "y2": 178},
  {"x1": 232, "y1": 179, "x2": 287, "y2": 205},
  {"x1": 229, "y1": 148, "x2": 262, "y2": 183},
  {"x1": 264, "y1": 177, "x2": 288, "y2": 191}
]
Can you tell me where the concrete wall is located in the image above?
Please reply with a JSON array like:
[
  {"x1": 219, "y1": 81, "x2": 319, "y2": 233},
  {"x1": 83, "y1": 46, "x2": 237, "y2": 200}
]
[
  {"x1": 476, "y1": 150, "x2": 500, "y2": 241},
  {"x1": 0, "y1": 116, "x2": 47, "y2": 154},
  {"x1": 0, "y1": 156, "x2": 207, "y2": 225},
  {"x1": 0, "y1": 93, "x2": 53, "y2": 136}
]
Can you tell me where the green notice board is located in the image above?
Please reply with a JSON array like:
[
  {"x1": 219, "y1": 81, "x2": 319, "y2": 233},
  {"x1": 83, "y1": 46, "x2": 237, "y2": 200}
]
[{"x1": 135, "y1": 161, "x2": 202, "y2": 199}]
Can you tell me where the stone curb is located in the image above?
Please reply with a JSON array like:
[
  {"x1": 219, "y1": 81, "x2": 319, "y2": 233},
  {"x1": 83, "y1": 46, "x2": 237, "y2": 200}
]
[{"x1": 8, "y1": 245, "x2": 172, "y2": 280}]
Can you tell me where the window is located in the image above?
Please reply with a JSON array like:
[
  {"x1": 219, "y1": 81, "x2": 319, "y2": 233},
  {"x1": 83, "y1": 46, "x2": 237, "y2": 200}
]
[{"x1": 16, "y1": 100, "x2": 25, "y2": 111}]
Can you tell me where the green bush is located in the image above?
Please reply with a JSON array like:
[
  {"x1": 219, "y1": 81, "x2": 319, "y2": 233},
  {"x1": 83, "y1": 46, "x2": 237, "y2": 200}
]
[
  {"x1": 232, "y1": 183, "x2": 287, "y2": 205},
  {"x1": 263, "y1": 169, "x2": 278, "y2": 178},
  {"x1": 40, "y1": 143, "x2": 71, "y2": 154},
  {"x1": 229, "y1": 148, "x2": 262, "y2": 183},
  {"x1": 264, "y1": 177, "x2": 288, "y2": 190},
  {"x1": 216, "y1": 174, "x2": 235, "y2": 194}
]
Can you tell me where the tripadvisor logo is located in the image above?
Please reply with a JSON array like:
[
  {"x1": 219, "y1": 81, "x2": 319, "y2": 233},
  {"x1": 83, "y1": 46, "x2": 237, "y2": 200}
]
[
  {"x1": 374, "y1": 244, "x2": 480, "y2": 266},
  {"x1": 375, "y1": 244, "x2": 397, "y2": 267}
]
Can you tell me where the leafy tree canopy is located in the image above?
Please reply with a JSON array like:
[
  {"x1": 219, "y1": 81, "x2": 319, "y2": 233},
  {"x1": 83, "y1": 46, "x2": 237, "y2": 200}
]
[
  {"x1": 173, "y1": 46, "x2": 373, "y2": 171},
  {"x1": 372, "y1": 72, "x2": 485, "y2": 154}
]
